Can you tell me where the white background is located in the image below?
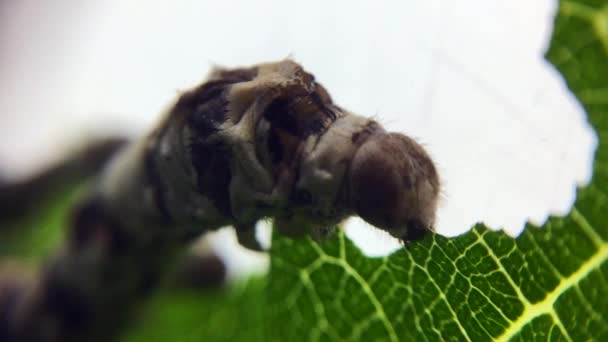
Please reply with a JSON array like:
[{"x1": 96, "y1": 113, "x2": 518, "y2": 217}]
[{"x1": 0, "y1": 0, "x2": 597, "y2": 278}]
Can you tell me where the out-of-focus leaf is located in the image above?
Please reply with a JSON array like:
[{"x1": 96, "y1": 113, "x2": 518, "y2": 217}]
[
  {"x1": 121, "y1": 278, "x2": 267, "y2": 342},
  {"x1": 0, "y1": 183, "x2": 82, "y2": 263},
  {"x1": 0, "y1": 137, "x2": 125, "y2": 262}
]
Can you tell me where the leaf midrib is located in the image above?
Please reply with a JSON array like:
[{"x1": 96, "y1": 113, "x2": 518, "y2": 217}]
[{"x1": 497, "y1": 231, "x2": 607, "y2": 341}]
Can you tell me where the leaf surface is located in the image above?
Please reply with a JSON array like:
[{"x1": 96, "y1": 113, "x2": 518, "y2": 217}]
[{"x1": 265, "y1": 1, "x2": 608, "y2": 340}]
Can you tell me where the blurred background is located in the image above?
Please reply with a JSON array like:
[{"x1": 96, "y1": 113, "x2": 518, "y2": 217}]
[{"x1": 0, "y1": 0, "x2": 597, "y2": 278}]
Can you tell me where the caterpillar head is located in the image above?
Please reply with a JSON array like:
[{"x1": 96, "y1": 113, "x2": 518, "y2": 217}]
[{"x1": 349, "y1": 132, "x2": 440, "y2": 243}]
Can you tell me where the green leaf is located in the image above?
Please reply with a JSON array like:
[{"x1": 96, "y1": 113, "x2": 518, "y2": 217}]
[
  {"x1": 121, "y1": 278, "x2": 267, "y2": 342},
  {"x1": 263, "y1": 1, "x2": 608, "y2": 341},
  {"x1": 268, "y1": 221, "x2": 606, "y2": 341}
]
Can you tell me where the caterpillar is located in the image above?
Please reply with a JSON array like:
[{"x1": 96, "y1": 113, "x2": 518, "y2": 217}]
[
  {"x1": 97, "y1": 59, "x2": 440, "y2": 250},
  {"x1": 0, "y1": 59, "x2": 440, "y2": 341}
]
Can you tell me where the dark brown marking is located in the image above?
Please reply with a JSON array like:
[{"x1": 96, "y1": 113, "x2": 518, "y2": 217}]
[
  {"x1": 190, "y1": 142, "x2": 233, "y2": 218},
  {"x1": 267, "y1": 127, "x2": 284, "y2": 163},
  {"x1": 263, "y1": 85, "x2": 339, "y2": 139},
  {"x1": 264, "y1": 98, "x2": 301, "y2": 136},
  {"x1": 179, "y1": 78, "x2": 245, "y2": 219}
]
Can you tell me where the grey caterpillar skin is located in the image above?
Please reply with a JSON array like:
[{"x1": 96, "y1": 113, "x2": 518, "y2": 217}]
[{"x1": 98, "y1": 59, "x2": 440, "y2": 246}]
